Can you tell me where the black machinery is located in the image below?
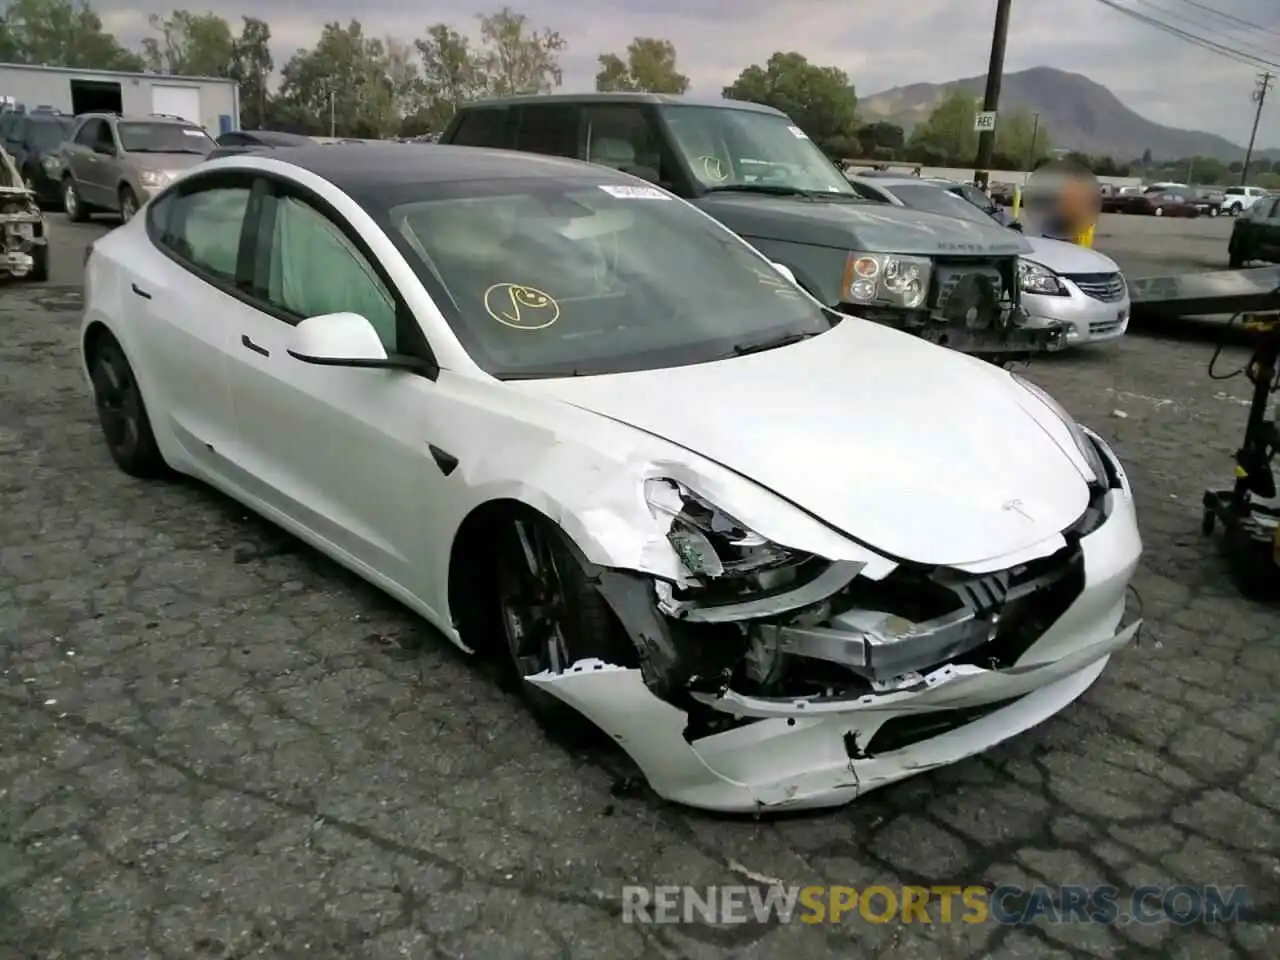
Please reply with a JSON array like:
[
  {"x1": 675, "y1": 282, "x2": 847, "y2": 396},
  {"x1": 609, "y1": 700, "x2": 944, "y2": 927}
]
[
  {"x1": 1129, "y1": 265, "x2": 1280, "y2": 599},
  {"x1": 1200, "y1": 312, "x2": 1280, "y2": 599}
]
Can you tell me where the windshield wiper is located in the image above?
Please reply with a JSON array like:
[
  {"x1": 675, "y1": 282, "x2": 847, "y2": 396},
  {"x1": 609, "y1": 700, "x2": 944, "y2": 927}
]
[
  {"x1": 704, "y1": 183, "x2": 863, "y2": 202},
  {"x1": 732, "y1": 331, "x2": 816, "y2": 356}
]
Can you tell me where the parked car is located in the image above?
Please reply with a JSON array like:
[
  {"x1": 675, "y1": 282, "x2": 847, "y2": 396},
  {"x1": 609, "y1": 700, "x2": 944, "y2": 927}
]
[
  {"x1": 440, "y1": 93, "x2": 1059, "y2": 358},
  {"x1": 1100, "y1": 185, "x2": 1143, "y2": 214},
  {"x1": 79, "y1": 143, "x2": 1143, "y2": 813},
  {"x1": 919, "y1": 176, "x2": 1013, "y2": 225},
  {"x1": 0, "y1": 143, "x2": 50, "y2": 281},
  {"x1": 1110, "y1": 191, "x2": 1202, "y2": 217},
  {"x1": 59, "y1": 112, "x2": 216, "y2": 223},
  {"x1": 849, "y1": 175, "x2": 1129, "y2": 346},
  {"x1": 1227, "y1": 193, "x2": 1280, "y2": 268},
  {"x1": 1, "y1": 109, "x2": 73, "y2": 206},
  {"x1": 1192, "y1": 189, "x2": 1224, "y2": 217},
  {"x1": 1222, "y1": 185, "x2": 1270, "y2": 216}
]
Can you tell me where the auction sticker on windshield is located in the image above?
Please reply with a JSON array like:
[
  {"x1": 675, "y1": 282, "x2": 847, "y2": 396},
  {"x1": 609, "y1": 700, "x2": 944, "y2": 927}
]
[
  {"x1": 598, "y1": 184, "x2": 669, "y2": 200},
  {"x1": 787, "y1": 125, "x2": 809, "y2": 139},
  {"x1": 182, "y1": 129, "x2": 205, "y2": 136}
]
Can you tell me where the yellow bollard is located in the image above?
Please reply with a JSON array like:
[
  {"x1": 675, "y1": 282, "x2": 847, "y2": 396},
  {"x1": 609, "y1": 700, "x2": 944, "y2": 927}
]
[{"x1": 1011, "y1": 184, "x2": 1021, "y2": 221}]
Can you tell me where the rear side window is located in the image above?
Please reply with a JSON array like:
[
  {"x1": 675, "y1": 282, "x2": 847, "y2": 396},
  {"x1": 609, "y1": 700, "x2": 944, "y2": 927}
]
[
  {"x1": 514, "y1": 104, "x2": 579, "y2": 158},
  {"x1": 449, "y1": 108, "x2": 514, "y2": 148},
  {"x1": 1225, "y1": 187, "x2": 1243, "y2": 196},
  {"x1": 151, "y1": 185, "x2": 252, "y2": 282}
]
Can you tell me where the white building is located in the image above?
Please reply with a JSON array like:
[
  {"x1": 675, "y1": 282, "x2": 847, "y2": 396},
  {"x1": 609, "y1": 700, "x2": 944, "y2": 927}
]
[{"x1": 0, "y1": 62, "x2": 239, "y2": 135}]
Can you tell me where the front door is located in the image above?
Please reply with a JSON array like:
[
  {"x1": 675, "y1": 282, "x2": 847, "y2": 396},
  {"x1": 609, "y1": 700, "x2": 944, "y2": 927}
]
[
  {"x1": 222, "y1": 180, "x2": 443, "y2": 605},
  {"x1": 1256, "y1": 198, "x2": 1280, "y2": 262}
]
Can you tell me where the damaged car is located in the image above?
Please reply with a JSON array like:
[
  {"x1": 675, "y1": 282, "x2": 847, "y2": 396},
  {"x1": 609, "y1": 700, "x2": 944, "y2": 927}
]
[
  {"x1": 441, "y1": 93, "x2": 1060, "y2": 359},
  {"x1": 80, "y1": 144, "x2": 1143, "y2": 814},
  {"x1": 0, "y1": 144, "x2": 50, "y2": 281}
]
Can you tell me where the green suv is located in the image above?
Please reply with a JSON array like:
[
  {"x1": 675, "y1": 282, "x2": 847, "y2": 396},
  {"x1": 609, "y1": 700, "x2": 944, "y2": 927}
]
[{"x1": 441, "y1": 93, "x2": 1059, "y2": 356}]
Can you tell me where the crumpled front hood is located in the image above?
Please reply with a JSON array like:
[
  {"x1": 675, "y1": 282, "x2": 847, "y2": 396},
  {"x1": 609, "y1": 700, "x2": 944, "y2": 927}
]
[
  {"x1": 513, "y1": 319, "x2": 1092, "y2": 568},
  {"x1": 697, "y1": 193, "x2": 1034, "y2": 258}
]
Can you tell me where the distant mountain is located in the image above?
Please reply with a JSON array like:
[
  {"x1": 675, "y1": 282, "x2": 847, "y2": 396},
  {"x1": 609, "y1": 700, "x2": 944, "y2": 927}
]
[{"x1": 859, "y1": 66, "x2": 1279, "y2": 164}]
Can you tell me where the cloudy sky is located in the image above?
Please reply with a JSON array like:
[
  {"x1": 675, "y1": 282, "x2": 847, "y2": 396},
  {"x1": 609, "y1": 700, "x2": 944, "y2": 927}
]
[{"x1": 96, "y1": 0, "x2": 1280, "y2": 148}]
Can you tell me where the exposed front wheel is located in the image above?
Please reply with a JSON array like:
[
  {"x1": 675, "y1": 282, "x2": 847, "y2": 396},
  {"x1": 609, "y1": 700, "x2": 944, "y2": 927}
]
[
  {"x1": 88, "y1": 336, "x2": 167, "y2": 477},
  {"x1": 493, "y1": 515, "x2": 633, "y2": 727}
]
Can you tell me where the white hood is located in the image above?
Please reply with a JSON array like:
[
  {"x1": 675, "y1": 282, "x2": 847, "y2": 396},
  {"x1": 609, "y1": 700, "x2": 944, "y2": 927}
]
[
  {"x1": 1021, "y1": 236, "x2": 1121, "y2": 274},
  {"x1": 512, "y1": 319, "x2": 1093, "y2": 567}
]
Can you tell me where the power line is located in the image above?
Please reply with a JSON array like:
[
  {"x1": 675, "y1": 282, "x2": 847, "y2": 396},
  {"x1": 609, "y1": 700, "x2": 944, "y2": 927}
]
[
  {"x1": 1091, "y1": 0, "x2": 1280, "y2": 70},
  {"x1": 1130, "y1": 0, "x2": 1280, "y2": 62},
  {"x1": 1170, "y1": 0, "x2": 1280, "y2": 37}
]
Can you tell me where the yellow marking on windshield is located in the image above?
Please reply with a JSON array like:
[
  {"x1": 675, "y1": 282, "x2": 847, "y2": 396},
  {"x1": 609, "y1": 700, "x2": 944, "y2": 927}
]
[{"x1": 483, "y1": 283, "x2": 561, "y2": 330}]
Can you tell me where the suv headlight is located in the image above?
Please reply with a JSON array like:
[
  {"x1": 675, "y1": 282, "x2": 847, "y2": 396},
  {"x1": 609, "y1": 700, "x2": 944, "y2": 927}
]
[
  {"x1": 138, "y1": 170, "x2": 173, "y2": 188},
  {"x1": 1012, "y1": 374, "x2": 1108, "y2": 483},
  {"x1": 644, "y1": 478, "x2": 808, "y2": 582},
  {"x1": 844, "y1": 252, "x2": 931, "y2": 310},
  {"x1": 1018, "y1": 259, "x2": 1067, "y2": 296}
]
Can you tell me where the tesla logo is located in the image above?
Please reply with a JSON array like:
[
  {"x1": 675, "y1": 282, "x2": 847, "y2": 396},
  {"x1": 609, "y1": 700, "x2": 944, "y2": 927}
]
[{"x1": 1002, "y1": 498, "x2": 1033, "y2": 520}]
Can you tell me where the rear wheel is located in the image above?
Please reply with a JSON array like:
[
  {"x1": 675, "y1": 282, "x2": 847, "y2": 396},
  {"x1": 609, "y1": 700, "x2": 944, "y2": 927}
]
[
  {"x1": 492, "y1": 514, "x2": 633, "y2": 727},
  {"x1": 118, "y1": 186, "x2": 139, "y2": 223},
  {"x1": 1153, "y1": 206, "x2": 1165, "y2": 217},
  {"x1": 87, "y1": 336, "x2": 167, "y2": 478},
  {"x1": 27, "y1": 245, "x2": 48, "y2": 283}
]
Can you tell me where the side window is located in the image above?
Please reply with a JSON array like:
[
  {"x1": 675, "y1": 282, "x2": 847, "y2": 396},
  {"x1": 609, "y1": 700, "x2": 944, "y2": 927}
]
[
  {"x1": 582, "y1": 105, "x2": 665, "y2": 180},
  {"x1": 97, "y1": 122, "x2": 119, "y2": 152},
  {"x1": 74, "y1": 119, "x2": 102, "y2": 146},
  {"x1": 154, "y1": 185, "x2": 252, "y2": 281},
  {"x1": 260, "y1": 194, "x2": 399, "y2": 351},
  {"x1": 450, "y1": 108, "x2": 513, "y2": 148},
  {"x1": 1265, "y1": 198, "x2": 1280, "y2": 219},
  {"x1": 514, "y1": 104, "x2": 580, "y2": 158}
]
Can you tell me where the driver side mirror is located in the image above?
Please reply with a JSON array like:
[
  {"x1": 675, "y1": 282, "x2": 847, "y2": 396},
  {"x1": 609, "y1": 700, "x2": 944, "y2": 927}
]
[{"x1": 286, "y1": 312, "x2": 436, "y2": 377}]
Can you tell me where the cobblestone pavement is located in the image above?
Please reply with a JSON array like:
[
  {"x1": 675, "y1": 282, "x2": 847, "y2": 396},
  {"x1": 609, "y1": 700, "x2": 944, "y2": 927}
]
[{"x1": 1, "y1": 225, "x2": 1277, "y2": 960}]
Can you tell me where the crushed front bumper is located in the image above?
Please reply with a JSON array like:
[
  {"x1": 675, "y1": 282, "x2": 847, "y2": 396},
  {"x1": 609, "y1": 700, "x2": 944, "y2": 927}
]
[
  {"x1": 529, "y1": 434, "x2": 1142, "y2": 814},
  {"x1": 1023, "y1": 282, "x2": 1130, "y2": 346}
]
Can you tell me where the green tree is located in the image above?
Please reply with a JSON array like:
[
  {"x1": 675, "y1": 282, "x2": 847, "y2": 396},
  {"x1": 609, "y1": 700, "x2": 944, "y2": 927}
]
[
  {"x1": 1190, "y1": 157, "x2": 1226, "y2": 185},
  {"x1": 857, "y1": 121, "x2": 904, "y2": 153},
  {"x1": 1257, "y1": 170, "x2": 1280, "y2": 190},
  {"x1": 413, "y1": 23, "x2": 487, "y2": 132},
  {"x1": 722, "y1": 52, "x2": 857, "y2": 150},
  {"x1": 3, "y1": 0, "x2": 142, "y2": 70},
  {"x1": 142, "y1": 11, "x2": 236, "y2": 77},
  {"x1": 383, "y1": 37, "x2": 424, "y2": 122},
  {"x1": 277, "y1": 20, "x2": 398, "y2": 137},
  {"x1": 229, "y1": 17, "x2": 273, "y2": 130},
  {"x1": 595, "y1": 37, "x2": 688, "y2": 94},
  {"x1": 994, "y1": 108, "x2": 1051, "y2": 168},
  {"x1": 908, "y1": 91, "x2": 978, "y2": 165},
  {"x1": 477, "y1": 7, "x2": 566, "y2": 96}
]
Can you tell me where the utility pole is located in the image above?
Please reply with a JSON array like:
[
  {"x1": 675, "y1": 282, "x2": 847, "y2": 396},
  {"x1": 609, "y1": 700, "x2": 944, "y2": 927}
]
[
  {"x1": 1241, "y1": 71, "x2": 1273, "y2": 186},
  {"x1": 974, "y1": 0, "x2": 1014, "y2": 189},
  {"x1": 1026, "y1": 111, "x2": 1040, "y2": 169},
  {"x1": 329, "y1": 88, "x2": 336, "y2": 138}
]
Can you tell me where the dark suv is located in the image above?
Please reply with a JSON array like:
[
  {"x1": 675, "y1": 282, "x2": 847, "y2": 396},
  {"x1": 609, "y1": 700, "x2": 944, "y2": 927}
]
[
  {"x1": 441, "y1": 93, "x2": 1057, "y2": 356},
  {"x1": 2, "y1": 110, "x2": 73, "y2": 206}
]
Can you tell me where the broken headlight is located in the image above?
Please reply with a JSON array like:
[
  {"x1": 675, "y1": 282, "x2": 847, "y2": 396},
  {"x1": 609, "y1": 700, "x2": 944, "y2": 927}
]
[
  {"x1": 1017, "y1": 259, "x2": 1067, "y2": 296},
  {"x1": 1012, "y1": 374, "x2": 1108, "y2": 484},
  {"x1": 843, "y1": 252, "x2": 931, "y2": 310},
  {"x1": 644, "y1": 478, "x2": 807, "y2": 582}
]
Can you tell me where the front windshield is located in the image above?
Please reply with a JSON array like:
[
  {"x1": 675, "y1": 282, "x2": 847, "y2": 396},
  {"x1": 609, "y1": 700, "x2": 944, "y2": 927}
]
[
  {"x1": 26, "y1": 118, "x2": 71, "y2": 151},
  {"x1": 884, "y1": 183, "x2": 998, "y2": 225},
  {"x1": 658, "y1": 104, "x2": 855, "y2": 195},
  {"x1": 377, "y1": 177, "x2": 833, "y2": 379},
  {"x1": 118, "y1": 122, "x2": 214, "y2": 154}
]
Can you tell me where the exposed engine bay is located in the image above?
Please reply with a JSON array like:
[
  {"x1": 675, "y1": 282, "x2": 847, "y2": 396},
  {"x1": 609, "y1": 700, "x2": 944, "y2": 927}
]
[
  {"x1": 854, "y1": 257, "x2": 1066, "y2": 357},
  {"x1": 0, "y1": 146, "x2": 49, "y2": 281}
]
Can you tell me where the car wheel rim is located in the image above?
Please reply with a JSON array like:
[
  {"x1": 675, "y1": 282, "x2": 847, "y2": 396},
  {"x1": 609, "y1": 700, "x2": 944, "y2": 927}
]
[
  {"x1": 498, "y1": 520, "x2": 572, "y2": 678},
  {"x1": 91, "y1": 351, "x2": 139, "y2": 454},
  {"x1": 64, "y1": 185, "x2": 76, "y2": 216},
  {"x1": 121, "y1": 195, "x2": 136, "y2": 220}
]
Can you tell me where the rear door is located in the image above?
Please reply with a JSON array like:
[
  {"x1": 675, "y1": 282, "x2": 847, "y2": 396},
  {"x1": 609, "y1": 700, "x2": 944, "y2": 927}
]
[
  {"x1": 126, "y1": 170, "x2": 255, "y2": 477},
  {"x1": 1257, "y1": 197, "x2": 1280, "y2": 261}
]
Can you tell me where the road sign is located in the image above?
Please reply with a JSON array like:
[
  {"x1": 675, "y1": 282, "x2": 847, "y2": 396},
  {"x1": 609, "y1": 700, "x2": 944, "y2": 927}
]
[{"x1": 974, "y1": 111, "x2": 997, "y2": 132}]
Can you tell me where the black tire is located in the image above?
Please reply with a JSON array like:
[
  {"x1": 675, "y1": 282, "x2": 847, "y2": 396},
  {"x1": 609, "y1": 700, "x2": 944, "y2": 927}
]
[
  {"x1": 490, "y1": 514, "x2": 634, "y2": 729},
  {"x1": 1201, "y1": 511, "x2": 1215, "y2": 536},
  {"x1": 1229, "y1": 246, "x2": 1245, "y2": 269},
  {"x1": 87, "y1": 336, "x2": 168, "y2": 478},
  {"x1": 118, "y1": 185, "x2": 139, "y2": 223},
  {"x1": 63, "y1": 177, "x2": 88, "y2": 222},
  {"x1": 27, "y1": 245, "x2": 48, "y2": 283}
]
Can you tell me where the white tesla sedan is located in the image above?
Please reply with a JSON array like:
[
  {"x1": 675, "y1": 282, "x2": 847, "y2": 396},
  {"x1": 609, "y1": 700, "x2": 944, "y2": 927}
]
[{"x1": 80, "y1": 144, "x2": 1143, "y2": 814}]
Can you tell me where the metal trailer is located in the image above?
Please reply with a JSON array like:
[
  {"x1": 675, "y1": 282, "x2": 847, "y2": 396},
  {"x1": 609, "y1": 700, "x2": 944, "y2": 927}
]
[{"x1": 0, "y1": 63, "x2": 239, "y2": 136}]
